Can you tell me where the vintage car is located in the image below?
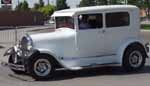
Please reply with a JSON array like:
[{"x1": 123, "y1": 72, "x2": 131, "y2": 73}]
[{"x1": 2, "y1": 5, "x2": 149, "y2": 80}]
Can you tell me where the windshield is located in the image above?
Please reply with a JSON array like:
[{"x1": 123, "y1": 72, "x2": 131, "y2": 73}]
[{"x1": 55, "y1": 17, "x2": 74, "y2": 29}]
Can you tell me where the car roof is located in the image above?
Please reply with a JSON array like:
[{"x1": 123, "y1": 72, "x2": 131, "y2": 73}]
[{"x1": 52, "y1": 5, "x2": 138, "y2": 17}]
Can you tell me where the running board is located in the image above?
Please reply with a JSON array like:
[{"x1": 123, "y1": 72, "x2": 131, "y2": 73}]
[{"x1": 68, "y1": 63, "x2": 121, "y2": 70}]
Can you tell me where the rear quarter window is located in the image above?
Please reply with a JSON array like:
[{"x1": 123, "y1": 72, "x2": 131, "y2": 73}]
[{"x1": 106, "y1": 12, "x2": 130, "y2": 28}]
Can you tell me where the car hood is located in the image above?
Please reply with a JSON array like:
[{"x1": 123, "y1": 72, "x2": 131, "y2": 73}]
[{"x1": 29, "y1": 28, "x2": 76, "y2": 45}]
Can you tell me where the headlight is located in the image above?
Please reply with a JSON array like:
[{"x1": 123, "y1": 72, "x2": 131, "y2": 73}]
[{"x1": 20, "y1": 35, "x2": 33, "y2": 51}]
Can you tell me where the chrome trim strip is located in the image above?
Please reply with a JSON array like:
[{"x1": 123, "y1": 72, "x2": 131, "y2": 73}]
[{"x1": 63, "y1": 54, "x2": 116, "y2": 60}]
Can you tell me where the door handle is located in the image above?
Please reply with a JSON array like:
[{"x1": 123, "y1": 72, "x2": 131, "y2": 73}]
[
  {"x1": 102, "y1": 30, "x2": 106, "y2": 33},
  {"x1": 98, "y1": 30, "x2": 106, "y2": 34}
]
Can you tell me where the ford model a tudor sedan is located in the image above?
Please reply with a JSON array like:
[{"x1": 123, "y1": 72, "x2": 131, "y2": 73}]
[{"x1": 2, "y1": 5, "x2": 149, "y2": 80}]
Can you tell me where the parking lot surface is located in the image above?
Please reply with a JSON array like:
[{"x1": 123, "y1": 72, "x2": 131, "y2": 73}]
[{"x1": 0, "y1": 27, "x2": 150, "y2": 86}]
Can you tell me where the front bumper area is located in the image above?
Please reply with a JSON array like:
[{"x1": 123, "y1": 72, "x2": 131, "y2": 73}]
[
  {"x1": 1, "y1": 45, "x2": 37, "y2": 72},
  {"x1": 145, "y1": 43, "x2": 150, "y2": 57},
  {"x1": 1, "y1": 61, "x2": 25, "y2": 71}
]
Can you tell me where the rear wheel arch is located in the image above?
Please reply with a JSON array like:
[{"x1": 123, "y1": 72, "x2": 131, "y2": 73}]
[
  {"x1": 118, "y1": 41, "x2": 147, "y2": 64},
  {"x1": 123, "y1": 42, "x2": 147, "y2": 58}
]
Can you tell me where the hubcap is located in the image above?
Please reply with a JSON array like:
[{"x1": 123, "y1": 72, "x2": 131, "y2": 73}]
[
  {"x1": 129, "y1": 51, "x2": 143, "y2": 68},
  {"x1": 34, "y1": 59, "x2": 51, "y2": 77}
]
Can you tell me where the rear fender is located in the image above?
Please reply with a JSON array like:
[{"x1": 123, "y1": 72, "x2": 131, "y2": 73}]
[{"x1": 117, "y1": 39, "x2": 145, "y2": 65}]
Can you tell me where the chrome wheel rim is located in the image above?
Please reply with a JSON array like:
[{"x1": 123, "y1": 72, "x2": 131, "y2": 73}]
[
  {"x1": 129, "y1": 51, "x2": 143, "y2": 68},
  {"x1": 34, "y1": 59, "x2": 51, "y2": 77}
]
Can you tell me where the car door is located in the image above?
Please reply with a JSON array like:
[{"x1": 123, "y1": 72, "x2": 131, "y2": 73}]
[
  {"x1": 76, "y1": 13, "x2": 105, "y2": 57},
  {"x1": 104, "y1": 11, "x2": 130, "y2": 55}
]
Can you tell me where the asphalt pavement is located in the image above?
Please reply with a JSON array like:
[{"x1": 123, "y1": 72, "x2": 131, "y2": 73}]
[{"x1": 0, "y1": 27, "x2": 150, "y2": 86}]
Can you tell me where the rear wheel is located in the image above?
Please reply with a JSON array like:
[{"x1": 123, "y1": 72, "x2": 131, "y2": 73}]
[
  {"x1": 123, "y1": 45, "x2": 146, "y2": 71},
  {"x1": 28, "y1": 54, "x2": 55, "y2": 80}
]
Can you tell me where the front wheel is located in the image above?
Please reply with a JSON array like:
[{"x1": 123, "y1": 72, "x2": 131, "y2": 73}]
[
  {"x1": 28, "y1": 54, "x2": 55, "y2": 80},
  {"x1": 123, "y1": 45, "x2": 146, "y2": 72}
]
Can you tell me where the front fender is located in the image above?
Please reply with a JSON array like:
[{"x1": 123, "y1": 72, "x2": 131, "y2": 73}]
[
  {"x1": 117, "y1": 39, "x2": 145, "y2": 65},
  {"x1": 35, "y1": 48, "x2": 69, "y2": 69},
  {"x1": 4, "y1": 47, "x2": 14, "y2": 56},
  {"x1": 37, "y1": 48, "x2": 58, "y2": 59},
  {"x1": 3, "y1": 45, "x2": 19, "y2": 56}
]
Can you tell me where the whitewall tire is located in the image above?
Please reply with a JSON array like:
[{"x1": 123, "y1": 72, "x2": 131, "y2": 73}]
[{"x1": 28, "y1": 54, "x2": 55, "y2": 80}]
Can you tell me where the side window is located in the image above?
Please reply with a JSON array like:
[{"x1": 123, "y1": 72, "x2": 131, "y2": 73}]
[
  {"x1": 106, "y1": 12, "x2": 130, "y2": 28},
  {"x1": 78, "y1": 14, "x2": 103, "y2": 30}
]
